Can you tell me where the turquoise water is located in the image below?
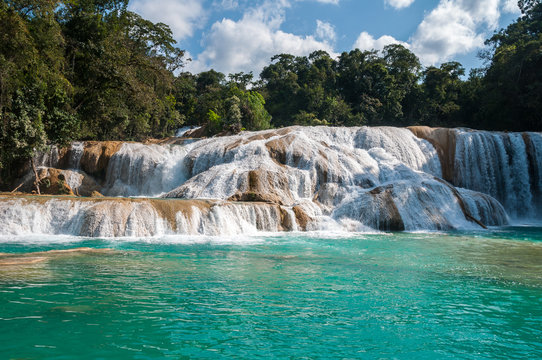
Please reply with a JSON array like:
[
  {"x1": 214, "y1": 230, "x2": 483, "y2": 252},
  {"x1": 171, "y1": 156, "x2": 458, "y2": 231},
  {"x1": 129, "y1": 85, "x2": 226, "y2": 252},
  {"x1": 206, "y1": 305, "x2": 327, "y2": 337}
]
[{"x1": 1, "y1": 228, "x2": 542, "y2": 359}]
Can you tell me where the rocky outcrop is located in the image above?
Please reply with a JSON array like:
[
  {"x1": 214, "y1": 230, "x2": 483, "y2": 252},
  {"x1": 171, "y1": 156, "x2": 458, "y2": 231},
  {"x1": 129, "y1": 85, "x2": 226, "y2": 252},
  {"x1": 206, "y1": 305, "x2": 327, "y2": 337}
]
[
  {"x1": 408, "y1": 126, "x2": 456, "y2": 182},
  {"x1": 292, "y1": 205, "x2": 312, "y2": 231},
  {"x1": 16, "y1": 168, "x2": 73, "y2": 195},
  {"x1": 365, "y1": 185, "x2": 405, "y2": 231},
  {"x1": 16, "y1": 168, "x2": 100, "y2": 197},
  {"x1": 228, "y1": 169, "x2": 294, "y2": 205},
  {"x1": 38, "y1": 169, "x2": 75, "y2": 196},
  {"x1": 80, "y1": 141, "x2": 123, "y2": 178}
]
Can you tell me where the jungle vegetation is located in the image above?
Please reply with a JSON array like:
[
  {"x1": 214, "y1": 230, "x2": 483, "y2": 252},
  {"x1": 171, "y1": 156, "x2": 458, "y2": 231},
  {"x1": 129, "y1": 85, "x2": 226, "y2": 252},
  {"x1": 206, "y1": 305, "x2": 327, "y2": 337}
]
[{"x1": 0, "y1": 0, "x2": 541, "y2": 185}]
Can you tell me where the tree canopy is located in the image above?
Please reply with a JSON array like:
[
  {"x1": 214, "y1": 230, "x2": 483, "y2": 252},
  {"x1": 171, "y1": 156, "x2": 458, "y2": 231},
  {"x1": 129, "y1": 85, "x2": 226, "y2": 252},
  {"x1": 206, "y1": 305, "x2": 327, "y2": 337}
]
[{"x1": 1, "y1": 0, "x2": 541, "y2": 187}]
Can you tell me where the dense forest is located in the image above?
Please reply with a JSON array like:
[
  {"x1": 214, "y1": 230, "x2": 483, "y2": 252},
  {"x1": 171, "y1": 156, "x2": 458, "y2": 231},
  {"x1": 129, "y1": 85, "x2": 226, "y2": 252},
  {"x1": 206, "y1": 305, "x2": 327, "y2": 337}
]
[{"x1": 0, "y1": 0, "x2": 541, "y2": 184}]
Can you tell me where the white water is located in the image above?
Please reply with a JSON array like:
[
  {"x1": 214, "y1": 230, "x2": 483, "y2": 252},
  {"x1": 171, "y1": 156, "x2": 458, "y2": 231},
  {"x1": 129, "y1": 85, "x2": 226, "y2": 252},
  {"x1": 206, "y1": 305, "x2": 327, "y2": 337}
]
[
  {"x1": 175, "y1": 126, "x2": 202, "y2": 137},
  {"x1": 454, "y1": 130, "x2": 542, "y2": 219},
  {"x1": 103, "y1": 143, "x2": 193, "y2": 197},
  {"x1": 0, "y1": 199, "x2": 291, "y2": 238},
  {"x1": 4, "y1": 126, "x2": 517, "y2": 237}
]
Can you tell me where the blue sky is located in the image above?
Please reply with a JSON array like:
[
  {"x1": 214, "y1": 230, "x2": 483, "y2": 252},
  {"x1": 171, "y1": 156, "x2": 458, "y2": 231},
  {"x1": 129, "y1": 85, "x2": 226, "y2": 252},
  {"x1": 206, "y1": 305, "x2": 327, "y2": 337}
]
[{"x1": 128, "y1": 0, "x2": 521, "y2": 76}]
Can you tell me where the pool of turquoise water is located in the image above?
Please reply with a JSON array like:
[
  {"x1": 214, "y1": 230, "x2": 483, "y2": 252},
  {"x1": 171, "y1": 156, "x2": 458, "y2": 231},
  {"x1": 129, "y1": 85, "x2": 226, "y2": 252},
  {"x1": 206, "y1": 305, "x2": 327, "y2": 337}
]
[{"x1": 1, "y1": 227, "x2": 542, "y2": 359}]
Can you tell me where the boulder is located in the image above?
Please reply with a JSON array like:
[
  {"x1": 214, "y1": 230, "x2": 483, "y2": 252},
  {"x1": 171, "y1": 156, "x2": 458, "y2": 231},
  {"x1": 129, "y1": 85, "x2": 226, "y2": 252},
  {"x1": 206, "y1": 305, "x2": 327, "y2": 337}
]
[
  {"x1": 228, "y1": 169, "x2": 293, "y2": 205},
  {"x1": 37, "y1": 169, "x2": 74, "y2": 196},
  {"x1": 79, "y1": 141, "x2": 123, "y2": 179},
  {"x1": 292, "y1": 205, "x2": 312, "y2": 231}
]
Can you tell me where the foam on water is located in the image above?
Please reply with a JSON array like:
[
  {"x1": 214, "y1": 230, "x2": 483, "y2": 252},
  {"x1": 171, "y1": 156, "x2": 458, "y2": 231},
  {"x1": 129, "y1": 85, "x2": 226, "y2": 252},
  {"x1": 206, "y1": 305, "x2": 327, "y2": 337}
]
[
  {"x1": 0, "y1": 198, "x2": 293, "y2": 238},
  {"x1": 103, "y1": 143, "x2": 194, "y2": 197},
  {"x1": 454, "y1": 129, "x2": 542, "y2": 219},
  {"x1": 12, "y1": 126, "x2": 541, "y2": 237}
]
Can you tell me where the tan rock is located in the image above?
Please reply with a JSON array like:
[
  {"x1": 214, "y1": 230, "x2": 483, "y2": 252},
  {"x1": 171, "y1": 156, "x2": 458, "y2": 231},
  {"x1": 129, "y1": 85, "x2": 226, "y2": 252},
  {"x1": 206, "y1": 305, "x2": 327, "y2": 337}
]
[
  {"x1": 292, "y1": 205, "x2": 312, "y2": 231},
  {"x1": 38, "y1": 169, "x2": 75, "y2": 196},
  {"x1": 79, "y1": 141, "x2": 123, "y2": 178},
  {"x1": 90, "y1": 191, "x2": 104, "y2": 198},
  {"x1": 408, "y1": 126, "x2": 457, "y2": 182},
  {"x1": 228, "y1": 169, "x2": 293, "y2": 205}
]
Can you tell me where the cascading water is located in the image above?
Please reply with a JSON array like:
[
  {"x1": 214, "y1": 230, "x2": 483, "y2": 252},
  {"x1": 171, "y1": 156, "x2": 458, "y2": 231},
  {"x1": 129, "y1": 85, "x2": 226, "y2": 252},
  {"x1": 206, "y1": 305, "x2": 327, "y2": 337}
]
[
  {"x1": 454, "y1": 129, "x2": 542, "y2": 219},
  {"x1": 0, "y1": 198, "x2": 292, "y2": 237},
  {"x1": 103, "y1": 143, "x2": 194, "y2": 197},
  {"x1": 67, "y1": 142, "x2": 84, "y2": 169},
  {"x1": 5, "y1": 125, "x2": 525, "y2": 237}
]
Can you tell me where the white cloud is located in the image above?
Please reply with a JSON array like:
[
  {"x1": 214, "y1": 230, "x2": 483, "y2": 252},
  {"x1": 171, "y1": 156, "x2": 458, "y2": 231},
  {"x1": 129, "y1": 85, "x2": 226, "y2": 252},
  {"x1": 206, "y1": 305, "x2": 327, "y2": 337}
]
[
  {"x1": 385, "y1": 0, "x2": 415, "y2": 9},
  {"x1": 217, "y1": 0, "x2": 239, "y2": 9},
  {"x1": 129, "y1": 0, "x2": 207, "y2": 41},
  {"x1": 353, "y1": 32, "x2": 409, "y2": 52},
  {"x1": 502, "y1": 0, "x2": 520, "y2": 13},
  {"x1": 315, "y1": 20, "x2": 336, "y2": 43},
  {"x1": 187, "y1": 1, "x2": 336, "y2": 75},
  {"x1": 409, "y1": 0, "x2": 505, "y2": 65},
  {"x1": 313, "y1": 0, "x2": 339, "y2": 4}
]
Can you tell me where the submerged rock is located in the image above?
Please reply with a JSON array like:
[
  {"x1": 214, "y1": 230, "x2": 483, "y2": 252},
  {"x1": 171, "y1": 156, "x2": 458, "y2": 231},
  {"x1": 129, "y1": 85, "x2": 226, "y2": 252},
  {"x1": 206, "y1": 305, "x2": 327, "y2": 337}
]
[{"x1": 0, "y1": 247, "x2": 114, "y2": 266}]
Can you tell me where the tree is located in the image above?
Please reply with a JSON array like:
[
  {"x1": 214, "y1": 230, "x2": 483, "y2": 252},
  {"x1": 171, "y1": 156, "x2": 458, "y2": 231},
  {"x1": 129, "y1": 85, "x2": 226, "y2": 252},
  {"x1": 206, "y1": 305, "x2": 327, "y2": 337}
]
[
  {"x1": 0, "y1": 1, "x2": 69, "y2": 189},
  {"x1": 260, "y1": 54, "x2": 302, "y2": 127},
  {"x1": 337, "y1": 49, "x2": 394, "y2": 125},
  {"x1": 239, "y1": 91, "x2": 271, "y2": 131},
  {"x1": 60, "y1": 2, "x2": 185, "y2": 140},
  {"x1": 382, "y1": 44, "x2": 422, "y2": 125},
  {"x1": 477, "y1": 0, "x2": 542, "y2": 130},
  {"x1": 420, "y1": 62, "x2": 465, "y2": 126},
  {"x1": 224, "y1": 95, "x2": 242, "y2": 132}
]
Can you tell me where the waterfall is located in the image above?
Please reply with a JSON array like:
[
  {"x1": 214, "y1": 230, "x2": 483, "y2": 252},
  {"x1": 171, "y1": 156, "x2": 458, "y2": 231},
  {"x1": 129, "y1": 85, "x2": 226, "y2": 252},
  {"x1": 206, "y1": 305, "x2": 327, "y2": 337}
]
[
  {"x1": 102, "y1": 143, "x2": 194, "y2": 197},
  {"x1": 67, "y1": 142, "x2": 84, "y2": 169},
  {"x1": 0, "y1": 198, "x2": 292, "y2": 237},
  {"x1": 454, "y1": 130, "x2": 542, "y2": 219},
  {"x1": 8, "y1": 125, "x2": 530, "y2": 237}
]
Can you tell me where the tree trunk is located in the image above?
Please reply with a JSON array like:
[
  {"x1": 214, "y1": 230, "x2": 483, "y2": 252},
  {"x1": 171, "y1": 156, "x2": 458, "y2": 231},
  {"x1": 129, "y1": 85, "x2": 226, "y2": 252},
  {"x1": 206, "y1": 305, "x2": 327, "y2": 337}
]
[{"x1": 31, "y1": 158, "x2": 41, "y2": 195}]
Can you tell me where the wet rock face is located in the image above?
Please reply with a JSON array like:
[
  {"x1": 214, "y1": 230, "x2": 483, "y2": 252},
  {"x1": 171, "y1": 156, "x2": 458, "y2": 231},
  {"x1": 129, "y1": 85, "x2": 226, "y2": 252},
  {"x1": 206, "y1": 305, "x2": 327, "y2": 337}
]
[
  {"x1": 408, "y1": 126, "x2": 456, "y2": 182},
  {"x1": 366, "y1": 186, "x2": 405, "y2": 231},
  {"x1": 12, "y1": 125, "x2": 533, "y2": 235},
  {"x1": 79, "y1": 141, "x2": 123, "y2": 179},
  {"x1": 228, "y1": 170, "x2": 294, "y2": 206},
  {"x1": 0, "y1": 196, "x2": 294, "y2": 237},
  {"x1": 292, "y1": 205, "x2": 311, "y2": 231}
]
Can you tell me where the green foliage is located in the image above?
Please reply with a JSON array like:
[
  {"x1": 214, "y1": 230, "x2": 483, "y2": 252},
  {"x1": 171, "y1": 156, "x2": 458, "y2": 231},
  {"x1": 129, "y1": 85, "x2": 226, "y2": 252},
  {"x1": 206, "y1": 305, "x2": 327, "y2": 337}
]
[
  {"x1": 420, "y1": 62, "x2": 465, "y2": 126},
  {"x1": 206, "y1": 109, "x2": 222, "y2": 135},
  {"x1": 240, "y1": 91, "x2": 271, "y2": 131},
  {"x1": 477, "y1": 0, "x2": 542, "y2": 131},
  {"x1": 1, "y1": 0, "x2": 541, "y2": 188},
  {"x1": 293, "y1": 111, "x2": 327, "y2": 126},
  {"x1": 0, "y1": 89, "x2": 47, "y2": 181},
  {"x1": 225, "y1": 95, "x2": 242, "y2": 132}
]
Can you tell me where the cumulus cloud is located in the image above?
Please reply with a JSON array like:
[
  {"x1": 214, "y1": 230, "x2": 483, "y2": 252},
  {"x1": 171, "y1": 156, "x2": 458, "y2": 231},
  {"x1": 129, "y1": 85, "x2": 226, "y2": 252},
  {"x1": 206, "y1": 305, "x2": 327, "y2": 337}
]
[
  {"x1": 353, "y1": 32, "x2": 408, "y2": 52},
  {"x1": 315, "y1": 20, "x2": 337, "y2": 43},
  {"x1": 187, "y1": 1, "x2": 336, "y2": 75},
  {"x1": 129, "y1": 0, "x2": 207, "y2": 41},
  {"x1": 502, "y1": 0, "x2": 520, "y2": 13},
  {"x1": 385, "y1": 0, "x2": 415, "y2": 9},
  {"x1": 409, "y1": 0, "x2": 506, "y2": 65}
]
